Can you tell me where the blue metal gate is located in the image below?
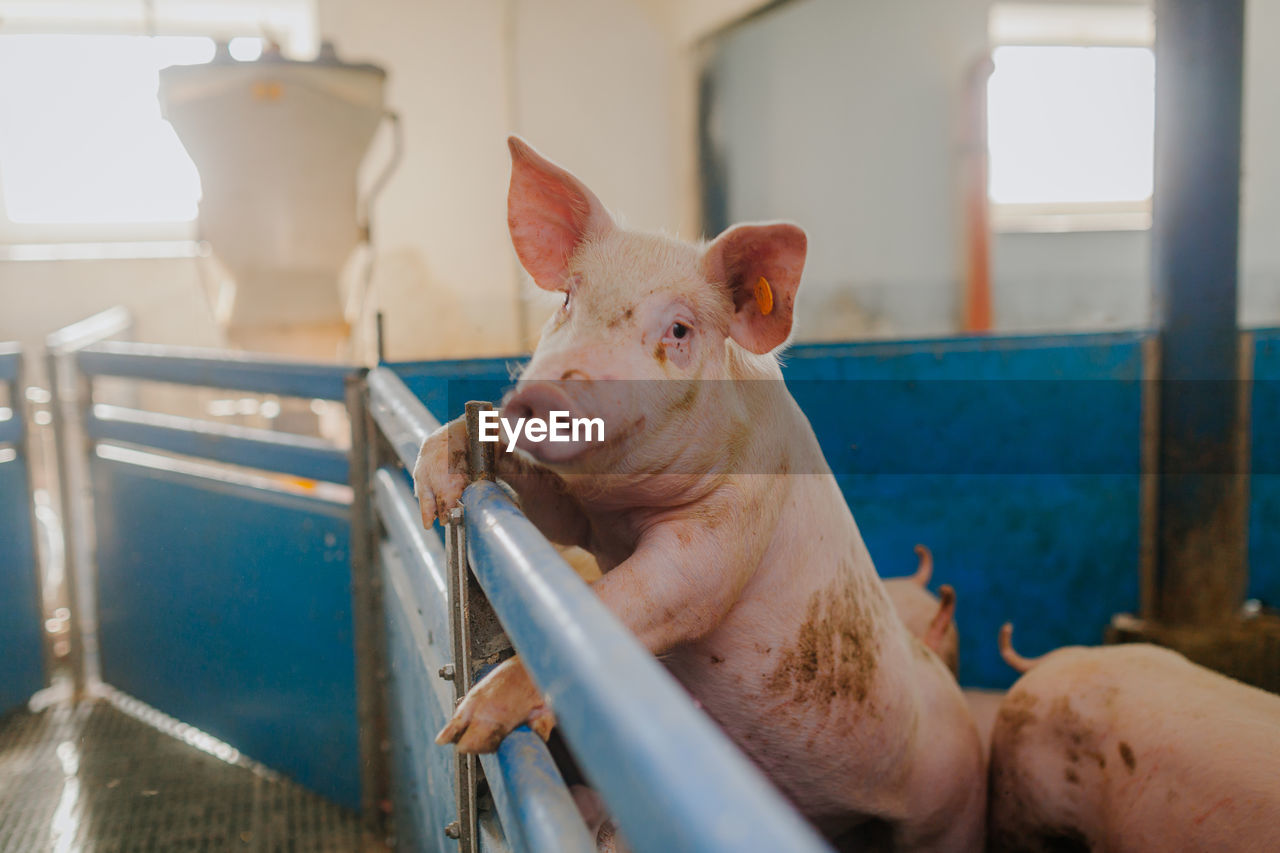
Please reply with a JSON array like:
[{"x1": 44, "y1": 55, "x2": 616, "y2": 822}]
[
  {"x1": 0, "y1": 343, "x2": 45, "y2": 716},
  {"x1": 57, "y1": 341, "x2": 366, "y2": 812}
]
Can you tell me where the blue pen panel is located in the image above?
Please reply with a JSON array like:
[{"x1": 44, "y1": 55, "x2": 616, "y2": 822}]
[
  {"x1": 1250, "y1": 328, "x2": 1280, "y2": 608},
  {"x1": 381, "y1": 544, "x2": 457, "y2": 853},
  {"x1": 0, "y1": 453, "x2": 44, "y2": 715},
  {"x1": 92, "y1": 454, "x2": 360, "y2": 809},
  {"x1": 392, "y1": 356, "x2": 526, "y2": 425},
  {"x1": 784, "y1": 333, "x2": 1147, "y2": 688}
]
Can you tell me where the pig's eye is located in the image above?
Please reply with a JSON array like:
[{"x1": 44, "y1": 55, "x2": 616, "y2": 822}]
[
  {"x1": 562, "y1": 291, "x2": 571, "y2": 308},
  {"x1": 671, "y1": 322, "x2": 690, "y2": 340}
]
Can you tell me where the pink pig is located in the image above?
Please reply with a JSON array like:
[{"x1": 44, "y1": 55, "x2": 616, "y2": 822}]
[
  {"x1": 988, "y1": 624, "x2": 1280, "y2": 852},
  {"x1": 883, "y1": 545, "x2": 960, "y2": 674},
  {"x1": 414, "y1": 138, "x2": 986, "y2": 850}
]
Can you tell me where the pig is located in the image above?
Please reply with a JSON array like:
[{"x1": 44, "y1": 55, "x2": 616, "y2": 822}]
[
  {"x1": 988, "y1": 623, "x2": 1280, "y2": 852},
  {"x1": 883, "y1": 545, "x2": 960, "y2": 674},
  {"x1": 414, "y1": 137, "x2": 986, "y2": 851},
  {"x1": 962, "y1": 687, "x2": 1004, "y2": 766}
]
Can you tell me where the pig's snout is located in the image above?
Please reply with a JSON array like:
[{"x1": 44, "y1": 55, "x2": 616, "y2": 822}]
[
  {"x1": 501, "y1": 381, "x2": 576, "y2": 424},
  {"x1": 500, "y1": 382, "x2": 596, "y2": 463}
]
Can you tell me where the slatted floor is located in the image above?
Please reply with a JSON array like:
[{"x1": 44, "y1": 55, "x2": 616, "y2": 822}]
[{"x1": 0, "y1": 696, "x2": 364, "y2": 852}]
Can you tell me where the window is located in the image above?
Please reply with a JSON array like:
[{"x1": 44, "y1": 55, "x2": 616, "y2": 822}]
[
  {"x1": 0, "y1": 0, "x2": 315, "y2": 251},
  {"x1": 0, "y1": 35, "x2": 212, "y2": 226},
  {"x1": 987, "y1": 4, "x2": 1155, "y2": 232}
]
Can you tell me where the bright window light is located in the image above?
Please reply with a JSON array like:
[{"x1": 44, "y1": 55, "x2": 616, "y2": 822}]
[
  {"x1": 0, "y1": 34, "x2": 212, "y2": 224},
  {"x1": 987, "y1": 45, "x2": 1155, "y2": 205},
  {"x1": 228, "y1": 37, "x2": 263, "y2": 62}
]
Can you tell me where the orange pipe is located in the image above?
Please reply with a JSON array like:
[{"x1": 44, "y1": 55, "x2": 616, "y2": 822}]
[{"x1": 961, "y1": 56, "x2": 995, "y2": 334}]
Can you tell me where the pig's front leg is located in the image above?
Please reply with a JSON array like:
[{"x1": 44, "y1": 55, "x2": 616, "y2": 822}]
[
  {"x1": 436, "y1": 656, "x2": 556, "y2": 752},
  {"x1": 413, "y1": 416, "x2": 589, "y2": 546},
  {"x1": 436, "y1": 520, "x2": 761, "y2": 753}
]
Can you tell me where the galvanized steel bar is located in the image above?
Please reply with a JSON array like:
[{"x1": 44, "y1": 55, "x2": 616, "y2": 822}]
[
  {"x1": 465, "y1": 401, "x2": 496, "y2": 482},
  {"x1": 86, "y1": 405, "x2": 349, "y2": 484},
  {"x1": 445, "y1": 505, "x2": 478, "y2": 853},
  {"x1": 1150, "y1": 0, "x2": 1249, "y2": 625},
  {"x1": 375, "y1": 471, "x2": 590, "y2": 853},
  {"x1": 45, "y1": 346, "x2": 93, "y2": 695},
  {"x1": 77, "y1": 341, "x2": 350, "y2": 401},
  {"x1": 44, "y1": 306, "x2": 132, "y2": 354},
  {"x1": 373, "y1": 467, "x2": 449, "y2": 604},
  {"x1": 368, "y1": 367, "x2": 440, "y2": 472},
  {"x1": 461, "y1": 480, "x2": 831, "y2": 853},
  {"x1": 346, "y1": 371, "x2": 392, "y2": 840},
  {"x1": 45, "y1": 309, "x2": 130, "y2": 697}
]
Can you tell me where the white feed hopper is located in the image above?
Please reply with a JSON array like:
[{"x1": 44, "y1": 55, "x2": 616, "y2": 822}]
[{"x1": 160, "y1": 44, "x2": 386, "y2": 358}]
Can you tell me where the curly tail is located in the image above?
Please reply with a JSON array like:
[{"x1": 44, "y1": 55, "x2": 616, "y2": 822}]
[
  {"x1": 999, "y1": 622, "x2": 1043, "y2": 673},
  {"x1": 911, "y1": 544, "x2": 933, "y2": 587},
  {"x1": 923, "y1": 584, "x2": 956, "y2": 654}
]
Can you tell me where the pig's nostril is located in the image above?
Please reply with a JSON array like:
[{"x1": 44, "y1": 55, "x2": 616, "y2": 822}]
[{"x1": 503, "y1": 401, "x2": 535, "y2": 422}]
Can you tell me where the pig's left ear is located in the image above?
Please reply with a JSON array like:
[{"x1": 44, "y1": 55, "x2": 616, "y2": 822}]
[
  {"x1": 702, "y1": 223, "x2": 807, "y2": 354},
  {"x1": 508, "y1": 136, "x2": 615, "y2": 291}
]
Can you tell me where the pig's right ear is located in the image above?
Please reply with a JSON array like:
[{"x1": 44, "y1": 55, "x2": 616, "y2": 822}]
[
  {"x1": 702, "y1": 223, "x2": 807, "y2": 354},
  {"x1": 507, "y1": 137, "x2": 614, "y2": 291}
]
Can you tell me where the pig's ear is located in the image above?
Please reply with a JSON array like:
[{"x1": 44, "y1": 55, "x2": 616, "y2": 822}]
[
  {"x1": 507, "y1": 136, "x2": 614, "y2": 291},
  {"x1": 702, "y1": 223, "x2": 807, "y2": 354}
]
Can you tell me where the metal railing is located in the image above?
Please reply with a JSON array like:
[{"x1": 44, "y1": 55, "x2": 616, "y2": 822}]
[
  {"x1": 46, "y1": 307, "x2": 135, "y2": 695},
  {"x1": 360, "y1": 366, "x2": 830, "y2": 853},
  {"x1": 75, "y1": 342, "x2": 351, "y2": 483}
]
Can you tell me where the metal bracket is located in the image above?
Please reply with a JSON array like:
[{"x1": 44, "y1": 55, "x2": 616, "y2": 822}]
[
  {"x1": 445, "y1": 505, "x2": 479, "y2": 853},
  {"x1": 442, "y1": 401, "x2": 514, "y2": 851}
]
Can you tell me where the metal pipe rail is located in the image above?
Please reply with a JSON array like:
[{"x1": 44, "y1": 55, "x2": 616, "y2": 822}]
[
  {"x1": 363, "y1": 366, "x2": 830, "y2": 853},
  {"x1": 368, "y1": 366, "x2": 440, "y2": 469},
  {"x1": 46, "y1": 310, "x2": 136, "y2": 695},
  {"x1": 78, "y1": 341, "x2": 350, "y2": 401},
  {"x1": 71, "y1": 341, "x2": 354, "y2": 485},
  {"x1": 372, "y1": 466, "x2": 592, "y2": 853},
  {"x1": 362, "y1": 367, "x2": 592, "y2": 853},
  {"x1": 86, "y1": 404, "x2": 348, "y2": 484},
  {"x1": 464, "y1": 482, "x2": 830, "y2": 853}
]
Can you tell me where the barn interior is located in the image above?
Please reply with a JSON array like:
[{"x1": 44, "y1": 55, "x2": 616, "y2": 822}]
[{"x1": 0, "y1": 1, "x2": 1276, "y2": 851}]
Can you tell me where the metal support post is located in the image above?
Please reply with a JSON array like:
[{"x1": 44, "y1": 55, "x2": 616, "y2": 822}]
[{"x1": 345, "y1": 370, "x2": 392, "y2": 842}]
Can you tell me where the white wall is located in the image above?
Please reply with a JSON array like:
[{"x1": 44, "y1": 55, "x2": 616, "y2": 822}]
[
  {"x1": 706, "y1": 0, "x2": 1280, "y2": 338},
  {"x1": 0, "y1": 257, "x2": 219, "y2": 355},
  {"x1": 706, "y1": 0, "x2": 990, "y2": 339},
  {"x1": 1240, "y1": 0, "x2": 1280, "y2": 327},
  {"x1": 5, "y1": 0, "x2": 1276, "y2": 365},
  {"x1": 316, "y1": 0, "x2": 691, "y2": 362}
]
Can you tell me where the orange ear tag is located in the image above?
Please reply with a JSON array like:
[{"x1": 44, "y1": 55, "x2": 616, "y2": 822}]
[{"x1": 754, "y1": 276, "x2": 774, "y2": 316}]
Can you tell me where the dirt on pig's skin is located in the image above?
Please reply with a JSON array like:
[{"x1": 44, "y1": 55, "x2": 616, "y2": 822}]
[
  {"x1": 765, "y1": 569, "x2": 881, "y2": 710},
  {"x1": 989, "y1": 643, "x2": 1280, "y2": 853}
]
